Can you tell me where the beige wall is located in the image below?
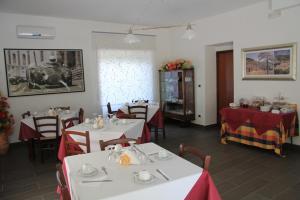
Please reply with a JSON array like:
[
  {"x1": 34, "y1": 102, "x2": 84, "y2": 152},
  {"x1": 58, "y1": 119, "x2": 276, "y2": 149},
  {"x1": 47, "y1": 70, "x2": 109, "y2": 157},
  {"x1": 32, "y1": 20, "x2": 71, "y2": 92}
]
[{"x1": 168, "y1": 1, "x2": 300, "y2": 144}]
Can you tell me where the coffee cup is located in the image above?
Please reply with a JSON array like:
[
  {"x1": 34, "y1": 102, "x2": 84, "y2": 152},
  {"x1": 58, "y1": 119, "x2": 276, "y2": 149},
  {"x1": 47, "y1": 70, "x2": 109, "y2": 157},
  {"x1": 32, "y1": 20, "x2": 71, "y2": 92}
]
[
  {"x1": 138, "y1": 170, "x2": 151, "y2": 181},
  {"x1": 85, "y1": 118, "x2": 90, "y2": 123},
  {"x1": 158, "y1": 150, "x2": 168, "y2": 158}
]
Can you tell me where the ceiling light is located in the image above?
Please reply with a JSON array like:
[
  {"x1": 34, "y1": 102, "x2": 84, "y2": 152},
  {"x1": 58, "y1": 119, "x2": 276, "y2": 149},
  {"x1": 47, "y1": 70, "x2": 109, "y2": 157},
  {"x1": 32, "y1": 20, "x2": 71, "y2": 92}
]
[
  {"x1": 182, "y1": 24, "x2": 196, "y2": 40},
  {"x1": 124, "y1": 27, "x2": 140, "y2": 44}
]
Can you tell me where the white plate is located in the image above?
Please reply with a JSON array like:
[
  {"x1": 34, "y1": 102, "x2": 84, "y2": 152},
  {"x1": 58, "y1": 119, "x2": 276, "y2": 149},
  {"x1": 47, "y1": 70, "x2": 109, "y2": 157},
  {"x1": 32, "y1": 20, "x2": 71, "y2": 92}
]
[
  {"x1": 133, "y1": 173, "x2": 157, "y2": 185},
  {"x1": 78, "y1": 167, "x2": 99, "y2": 177},
  {"x1": 154, "y1": 153, "x2": 173, "y2": 161}
]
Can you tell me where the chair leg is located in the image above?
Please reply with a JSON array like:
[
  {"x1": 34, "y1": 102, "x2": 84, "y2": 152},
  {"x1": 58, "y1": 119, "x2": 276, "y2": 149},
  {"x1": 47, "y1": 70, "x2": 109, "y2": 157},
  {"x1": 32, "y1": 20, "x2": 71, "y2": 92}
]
[
  {"x1": 31, "y1": 139, "x2": 36, "y2": 160},
  {"x1": 155, "y1": 127, "x2": 158, "y2": 142},
  {"x1": 39, "y1": 142, "x2": 44, "y2": 163},
  {"x1": 163, "y1": 127, "x2": 166, "y2": 139}
]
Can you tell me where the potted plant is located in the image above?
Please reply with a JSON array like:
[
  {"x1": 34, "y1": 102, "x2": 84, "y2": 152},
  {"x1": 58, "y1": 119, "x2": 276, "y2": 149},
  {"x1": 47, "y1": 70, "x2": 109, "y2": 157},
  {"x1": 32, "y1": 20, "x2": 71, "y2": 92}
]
[{"x1": 0, "y1": 92, "x2": 14, "y2": 155}]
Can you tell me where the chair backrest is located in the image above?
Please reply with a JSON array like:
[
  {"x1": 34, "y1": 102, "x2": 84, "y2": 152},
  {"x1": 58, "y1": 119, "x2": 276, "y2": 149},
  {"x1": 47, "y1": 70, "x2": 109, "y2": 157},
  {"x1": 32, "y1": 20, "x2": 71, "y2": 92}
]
[
  {"x1": 22, "y1": 111, "x2": 31, "y2": 119},
  {"x1": 132, "y1": 100, "x2": 149, "y2": 103},
  {"x1": 107, "y1": 102, "x2": 114, "y2": 115},
  {"x1": 79, "y1": 108, "x2": 84, "y2": 123},
  {"x1": 33, "y1": 116, "x2": 59, "y2": 139},
  {"x1": 62, "y1": 129, "x2": 90, "y2": 156},
  {"x1": 99, "y1": 137, "x2": 142, "y2": 151},
  {"x1": 56, "y1": 164, "x2": 71, "y2": 200},
  {"x1": 61, "y1": 117, "x2": 80, "y2": 129},
  {"x1": 128, "y1": 105, "x2": 148, "y2": 122},
  {"x1": 178, "y1": 144, "x2": 211, "y2": 171},
  {"x1": 53, "y1": 106, "x2": 70, "y2": 110}
]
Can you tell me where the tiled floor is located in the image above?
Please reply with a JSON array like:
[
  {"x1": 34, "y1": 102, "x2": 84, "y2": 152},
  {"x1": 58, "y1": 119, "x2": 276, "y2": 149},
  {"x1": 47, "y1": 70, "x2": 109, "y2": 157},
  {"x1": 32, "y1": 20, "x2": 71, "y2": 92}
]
[{"x1": 1, "y1": 123, "x2": 300, "y2": 200}]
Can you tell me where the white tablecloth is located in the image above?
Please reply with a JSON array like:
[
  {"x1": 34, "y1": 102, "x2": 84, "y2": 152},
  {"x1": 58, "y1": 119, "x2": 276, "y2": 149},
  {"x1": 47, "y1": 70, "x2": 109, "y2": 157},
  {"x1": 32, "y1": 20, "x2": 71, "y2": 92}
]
[
  {"x1": 66, "y1": 119, "x2": 145, "y2": 152},
  {"x1": 21, "y1": 110, "x2": 77, "y2": 137},
  {"x1": 64, "y1": 143, "x2": 202, "y2": 200},
  {"x1": 120, "y1": 103, "x2": 160, "y2": 123}
]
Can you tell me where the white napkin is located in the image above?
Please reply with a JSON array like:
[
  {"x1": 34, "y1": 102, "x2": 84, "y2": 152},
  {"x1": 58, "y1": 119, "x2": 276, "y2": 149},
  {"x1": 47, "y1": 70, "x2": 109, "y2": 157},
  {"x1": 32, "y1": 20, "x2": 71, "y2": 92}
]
[{"x1": 120, "y1": 149, "x2": 141, "y2": 165}]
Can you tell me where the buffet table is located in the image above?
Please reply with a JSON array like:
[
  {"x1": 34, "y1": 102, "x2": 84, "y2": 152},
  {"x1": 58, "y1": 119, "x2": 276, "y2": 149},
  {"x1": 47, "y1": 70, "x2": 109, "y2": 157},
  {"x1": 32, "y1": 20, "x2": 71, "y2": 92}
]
[
  {"x1": 220, "y1": 107, "x2": 297, "y2": 156},
  {"x1": 61, "y1": 143, "x2": 221, "y2": 200}
]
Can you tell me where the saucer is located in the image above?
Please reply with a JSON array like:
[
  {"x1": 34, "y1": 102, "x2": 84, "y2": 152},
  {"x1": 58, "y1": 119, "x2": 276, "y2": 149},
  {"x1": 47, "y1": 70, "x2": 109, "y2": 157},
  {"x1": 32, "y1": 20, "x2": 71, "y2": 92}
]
[
  {"x1": 78, "y1": 167, "x2": 99, "y2": 177},
  {"x1": 154, "y1": 153, "x2": 172, "y2": 161},
  {"x1": 133, "y1": 173, "x2": 157, "y2": 185}
]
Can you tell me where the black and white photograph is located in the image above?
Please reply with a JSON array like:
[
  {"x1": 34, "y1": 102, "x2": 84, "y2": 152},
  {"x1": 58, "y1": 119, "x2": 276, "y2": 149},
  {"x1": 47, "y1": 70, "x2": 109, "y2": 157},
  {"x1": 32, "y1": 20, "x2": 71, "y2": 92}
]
[{"x1": 4, "y1": 49, "x2": 85, "y2": 97}]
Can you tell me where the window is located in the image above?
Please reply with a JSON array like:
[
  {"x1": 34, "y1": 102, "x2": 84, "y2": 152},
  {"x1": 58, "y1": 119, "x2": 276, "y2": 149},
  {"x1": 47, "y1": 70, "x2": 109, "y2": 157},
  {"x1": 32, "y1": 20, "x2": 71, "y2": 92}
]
[{"x1": 98, "y1": 49, "x2": 154, "y2": 111}]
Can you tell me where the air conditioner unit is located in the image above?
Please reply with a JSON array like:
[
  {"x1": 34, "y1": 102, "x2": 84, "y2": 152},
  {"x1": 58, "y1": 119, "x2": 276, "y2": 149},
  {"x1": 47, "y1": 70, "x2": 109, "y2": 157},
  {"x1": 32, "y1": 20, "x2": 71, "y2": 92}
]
[{"x1": 16, "y1": 25, "x2": 56, "y2": 39}]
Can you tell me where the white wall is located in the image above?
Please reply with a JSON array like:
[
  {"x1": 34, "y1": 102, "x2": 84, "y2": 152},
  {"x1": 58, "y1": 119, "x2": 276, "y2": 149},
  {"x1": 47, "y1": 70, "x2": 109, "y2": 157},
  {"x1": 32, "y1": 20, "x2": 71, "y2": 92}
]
[
  {"x1": 0, "y1": 12, "x2": 171, "y2": 143},
  {"x1": 168, "y1": 1, "x2": 300, "y2": 144}
]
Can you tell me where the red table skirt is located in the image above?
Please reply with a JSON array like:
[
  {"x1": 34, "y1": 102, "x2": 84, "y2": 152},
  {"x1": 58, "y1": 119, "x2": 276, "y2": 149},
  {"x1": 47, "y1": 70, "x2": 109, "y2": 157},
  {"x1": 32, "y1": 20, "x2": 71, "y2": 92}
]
[
  {"x1": 185, "y1": 170, "x2": 222, "y2": 200},
  {"x1": 220, "y1": 107, "x2": 296, "y2": 135}
]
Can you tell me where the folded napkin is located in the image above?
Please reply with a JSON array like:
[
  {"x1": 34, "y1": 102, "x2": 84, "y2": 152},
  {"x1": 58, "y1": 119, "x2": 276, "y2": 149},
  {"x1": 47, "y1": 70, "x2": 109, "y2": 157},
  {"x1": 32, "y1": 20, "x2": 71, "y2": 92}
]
[{"x1": 119, "y1": 150, "x2": 141, "y2": 165}]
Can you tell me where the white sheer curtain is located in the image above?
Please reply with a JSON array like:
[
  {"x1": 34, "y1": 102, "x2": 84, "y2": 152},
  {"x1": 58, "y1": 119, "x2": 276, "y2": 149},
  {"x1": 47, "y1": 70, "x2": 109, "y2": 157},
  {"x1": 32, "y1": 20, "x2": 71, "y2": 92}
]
[
  {"x1": 93, "y1": 32, "x2": 156, "y2": 114},
  {"x1": 98, "y1": 49, "x2": 154, "y2": 111}
]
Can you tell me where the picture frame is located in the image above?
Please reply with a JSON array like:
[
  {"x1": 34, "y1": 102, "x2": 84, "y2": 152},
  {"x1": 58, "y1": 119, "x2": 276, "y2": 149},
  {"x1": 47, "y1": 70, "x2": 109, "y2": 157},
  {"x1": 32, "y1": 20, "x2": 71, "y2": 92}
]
[
  {"x1": 4, "y1": 49, "x2": 85, "y2": 97},
  {"x1": 242, "y1": 43, "x2": 297, "y2": 80}
]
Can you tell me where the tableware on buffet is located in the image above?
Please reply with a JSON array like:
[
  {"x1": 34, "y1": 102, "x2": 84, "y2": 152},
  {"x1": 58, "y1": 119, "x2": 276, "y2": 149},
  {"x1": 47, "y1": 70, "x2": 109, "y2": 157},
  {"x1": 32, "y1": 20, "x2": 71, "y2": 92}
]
[{"x1": 260, "y1": 105, "x2": 272, "y2": 112}]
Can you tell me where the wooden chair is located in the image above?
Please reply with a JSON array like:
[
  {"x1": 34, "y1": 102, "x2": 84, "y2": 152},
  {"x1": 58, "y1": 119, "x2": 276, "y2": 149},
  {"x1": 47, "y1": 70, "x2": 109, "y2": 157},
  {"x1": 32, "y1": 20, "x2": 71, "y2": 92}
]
[
  {"x1": 107, "y1": 102, "x2": 117, "y2": 115},
  {"x1": 128, "y1": 105, "x2": 148, "y2": 122},
  {"x1": 33, "y1": 115, "x2": 59, "y2": 163},
  {"x1": 178, "y1": 144, "x2": 211, "y2": 170},
  {"x1": 61, "y1": 117, "x2": 80, "y2": 129},
  {"x1": 132, "y1": 100, "x2": 149, "y2": 103},
  {"x1": 79, "y1": 108, "x2": 84, "y2": 123},
  {"x1": 22, "y1": 111, "x2": 31, "y2": 119},
  {"x1": 56, "y1": 164, "x2": 71, "y2": 200},
  {"x1": 99, "y1": 137, "x2": 142, "y2": 151},
  {"x1": 62, "y1": 130, "x2": 90, "y2": 156}
]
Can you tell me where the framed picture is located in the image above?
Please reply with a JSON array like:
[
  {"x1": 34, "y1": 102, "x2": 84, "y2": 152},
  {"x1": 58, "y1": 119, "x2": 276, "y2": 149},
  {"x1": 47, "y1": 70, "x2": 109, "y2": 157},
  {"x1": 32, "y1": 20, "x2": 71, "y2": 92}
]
[
  {"x1": 242, "y1": 43, "x2": 297, "y2": 80},
  {"x1": 4, "y1": 49, "x2": 85, "y2": 97}
]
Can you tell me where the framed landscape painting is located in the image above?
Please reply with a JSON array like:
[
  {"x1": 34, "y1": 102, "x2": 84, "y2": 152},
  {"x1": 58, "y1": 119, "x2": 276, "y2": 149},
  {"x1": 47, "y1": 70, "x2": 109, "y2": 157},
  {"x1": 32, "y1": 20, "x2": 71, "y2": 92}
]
[
  {"x1": 4, "y1": 49, "x2": 85, "y2": 97},
  {"x1": 242, "y1": 43, "x2": 297, "y2": 80}
]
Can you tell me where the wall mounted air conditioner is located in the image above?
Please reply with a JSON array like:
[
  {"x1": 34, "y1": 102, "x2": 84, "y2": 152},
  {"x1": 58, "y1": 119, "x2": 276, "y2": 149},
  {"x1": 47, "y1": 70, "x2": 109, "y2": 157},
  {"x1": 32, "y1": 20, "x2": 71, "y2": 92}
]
[{"x1": 16, "y1": 25, "x2": 56, "y2": 39}]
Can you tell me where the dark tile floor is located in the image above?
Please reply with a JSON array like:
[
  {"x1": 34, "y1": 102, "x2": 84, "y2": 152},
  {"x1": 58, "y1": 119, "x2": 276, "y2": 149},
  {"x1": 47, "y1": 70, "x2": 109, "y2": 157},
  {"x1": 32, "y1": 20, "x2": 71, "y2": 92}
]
[{"x1": 1, "y1": 123, "x2": 300, "y2": 200}]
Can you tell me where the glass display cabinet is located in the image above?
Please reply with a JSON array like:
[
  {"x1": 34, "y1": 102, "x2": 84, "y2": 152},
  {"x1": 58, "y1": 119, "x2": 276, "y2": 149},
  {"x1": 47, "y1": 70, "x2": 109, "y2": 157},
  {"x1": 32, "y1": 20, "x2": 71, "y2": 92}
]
[{"x1": 159, "y1": 69, "x2": 195, "y2": 123}]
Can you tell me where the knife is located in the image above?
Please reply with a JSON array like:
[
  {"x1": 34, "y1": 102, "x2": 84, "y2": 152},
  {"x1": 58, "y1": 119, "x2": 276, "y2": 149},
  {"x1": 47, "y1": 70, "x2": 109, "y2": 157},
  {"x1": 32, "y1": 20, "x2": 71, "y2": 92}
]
[
  {"x1": 81, "y1": 179, "x2": 112, "y2": 183},
  {"x1": 156, "y1": 169, "x2": 170, "y2": 181}
]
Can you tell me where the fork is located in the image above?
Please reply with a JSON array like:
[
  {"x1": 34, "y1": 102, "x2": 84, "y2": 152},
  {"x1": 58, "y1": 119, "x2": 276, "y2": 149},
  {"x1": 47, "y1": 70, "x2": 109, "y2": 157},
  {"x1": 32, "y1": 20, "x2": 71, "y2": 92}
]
[{"x1": 101, "y1": 166, "x2": 108, "y2": 175}]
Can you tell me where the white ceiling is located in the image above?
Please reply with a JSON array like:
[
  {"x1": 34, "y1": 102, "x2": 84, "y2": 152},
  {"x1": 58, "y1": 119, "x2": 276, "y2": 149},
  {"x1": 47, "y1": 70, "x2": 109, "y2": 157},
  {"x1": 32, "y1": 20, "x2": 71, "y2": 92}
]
[{"x1": 0, "y1": 0, "x2": 264, "y2": 26}]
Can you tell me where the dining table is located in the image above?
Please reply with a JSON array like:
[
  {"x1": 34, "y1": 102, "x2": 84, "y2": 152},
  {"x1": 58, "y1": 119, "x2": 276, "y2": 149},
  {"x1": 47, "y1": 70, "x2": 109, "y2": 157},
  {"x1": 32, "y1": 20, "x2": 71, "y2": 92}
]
[
  {"x1": 61, "y1": 142, "x2": 221, "y2": 200},
  {"x1": 18, "y1": 110, "x2": 78, "y2": 160},
  {"x1": 118, "y1": 103, "x2": 164, "y2": 140},
  {"x1": 58, "y1": 118, "x2": 149, "y2": 161}
]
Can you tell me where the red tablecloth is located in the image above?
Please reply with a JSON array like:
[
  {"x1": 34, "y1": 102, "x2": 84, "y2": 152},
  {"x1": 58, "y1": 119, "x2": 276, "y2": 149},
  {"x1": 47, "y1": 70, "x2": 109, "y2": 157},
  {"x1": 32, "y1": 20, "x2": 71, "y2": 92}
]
[
  {"x1": 19, "y1": 122, "x2": 40, "y2": 140},
  {"x1": 220, "y1": 108, "x2": 296, "y2": 135},
  {"x1": 185, "y1": 170, "x2": 222, "y2": 200}
]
